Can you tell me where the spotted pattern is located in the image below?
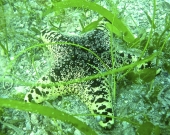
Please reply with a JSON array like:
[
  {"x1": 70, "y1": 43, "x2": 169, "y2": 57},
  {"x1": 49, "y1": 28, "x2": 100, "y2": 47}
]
[{"x1": 24, "y1": 22, "x2": 157, "y2": 129}]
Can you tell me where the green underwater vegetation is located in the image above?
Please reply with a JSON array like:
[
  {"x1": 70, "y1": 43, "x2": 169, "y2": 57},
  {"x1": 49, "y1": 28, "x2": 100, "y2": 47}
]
[{"x1": 0, "y1": 0, "x2": 170, "y2": 134}]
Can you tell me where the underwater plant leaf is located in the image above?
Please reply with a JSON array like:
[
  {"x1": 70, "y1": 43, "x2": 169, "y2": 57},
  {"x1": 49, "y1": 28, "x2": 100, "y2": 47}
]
[
  {"x1": 0, "y1": 107, "x2": 3, "y2": 117},
  {"x1": 144, "y1": 11, "x2": 156, "y2": 29},
  {"x1": 137, "y1": 122, "x2": 154, "y2": 135},
  {"x1": 149, "y1": 85, "x2": 162, "y2": 103},
  {"x1": 0, "y1": 119, "x2": 25, "y2": 135},
  {"x1": 152, "y1": 125, "x2": 160, "y2": 135},
  {"x1": 46, "y1": 0, "x2": 135, "y2": 43},
  {"x1": 81, "y1": 17, "x2": 104, "y2": 33},
  {"x1": 105, "y1": 22, "x2": 121, "y2": 37},
  {"x1": 31, "y1": 27, "x2": 40, "y2": 34},
  {"x1": 0, "y1": 98, "x2": 97, "y2": 135},
  {"x1": 165, "y1": 13, "x2": 170, "y2": 28},
  {"x1": 126, "y1": 68, "x2": 157, "y2": 83},
  {"x1": 125, "y1": 71, "x2": 138, "y2": 83},
  {"x1": 129, "y1": 37, "x2": 141, "y2": 48},
  {"x1": 137, "y1": 121, "x2": 153, "y2": 135},
  {"x1": 137, "y1": 68, "x2": 157, "y2": 82},
  {"x1": 163, "y1": 63, "x2": 170, "y2": 74},
  {"x1": 0, "y1": 42, "x2": 8, "y2": 56},
  {"x1": 137, "y1": 121, "x2": 160, "y2": 135},
  {"x1": 0, "y1": 132, "x2": 6, "y2": 135}
]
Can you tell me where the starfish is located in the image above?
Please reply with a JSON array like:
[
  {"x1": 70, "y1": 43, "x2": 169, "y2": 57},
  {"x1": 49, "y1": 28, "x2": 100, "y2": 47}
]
[{"x1": 24, "y1": 21, "x2": 158, "y2": 129}]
